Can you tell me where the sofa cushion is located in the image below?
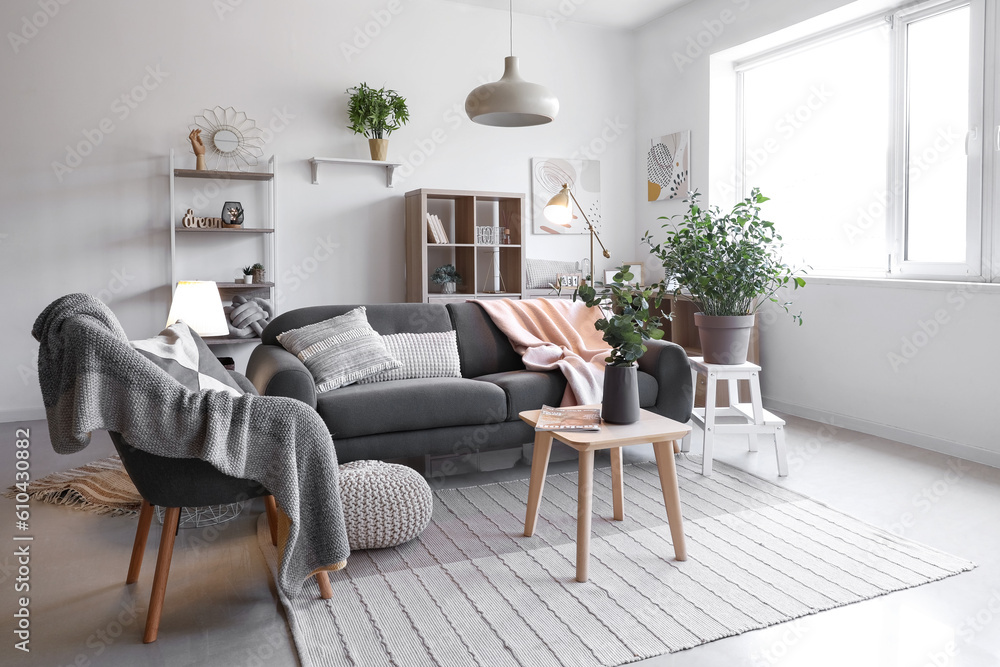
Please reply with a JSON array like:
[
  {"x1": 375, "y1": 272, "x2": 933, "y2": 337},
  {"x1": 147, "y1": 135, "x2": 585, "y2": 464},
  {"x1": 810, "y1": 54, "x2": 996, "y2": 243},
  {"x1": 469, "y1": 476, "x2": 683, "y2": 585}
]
[
  {"x1": 316, "y1": 377, "x2": 508, "y2": 440},
  {"x1": 637, "y1": 370, "x2": 658, "y2": 408},
  {"x1": 475, "y1": 370, "x2": 566, "y2": 421},
  {"x1": 276, "y1": 306, "x2": 401, "y2": 392},
  {"x1": 446, "y1": 302, "x2": 525, "y2": 378},
  {"x1": 359, "y1": 331, "x2": 461, "y2": 384},
  {"x1": 263, "y1": 303, "x2": 453, "y2": 344},
  {"x1": 477, "y1": 368, "x2": 658, "y2": 419}
]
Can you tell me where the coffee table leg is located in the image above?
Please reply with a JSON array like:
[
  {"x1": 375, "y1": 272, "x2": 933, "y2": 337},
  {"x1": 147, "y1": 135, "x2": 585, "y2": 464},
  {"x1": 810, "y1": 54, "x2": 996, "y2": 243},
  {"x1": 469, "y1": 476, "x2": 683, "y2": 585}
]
[
  {"x1": 610, "y1": 446, "x2": 624, "y2": 521},
  {"x1": 652, "y1": 440, "x2": 687, "y2": 561},
  {"x1": 524, "y1": 431, "x2": 553, "y2": 537},
  {"x1": 577, "y1": 449, "x2": 595, "y2": 582}
]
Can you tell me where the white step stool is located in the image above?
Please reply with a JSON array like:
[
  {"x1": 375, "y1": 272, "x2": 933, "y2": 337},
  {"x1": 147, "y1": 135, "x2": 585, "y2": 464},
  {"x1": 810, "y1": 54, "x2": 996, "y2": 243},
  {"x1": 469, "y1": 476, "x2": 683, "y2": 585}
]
[{"x1": 681, "y1": 357, "x2": 788, "y2": 477}]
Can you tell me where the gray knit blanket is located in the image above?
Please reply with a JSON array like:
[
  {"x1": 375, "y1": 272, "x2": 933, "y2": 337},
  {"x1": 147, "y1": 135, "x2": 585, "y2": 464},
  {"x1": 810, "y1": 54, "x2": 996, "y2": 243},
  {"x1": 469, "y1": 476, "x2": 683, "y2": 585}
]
[{"x1": 32, "y1": 294, "x2": 350, "y2": 598}]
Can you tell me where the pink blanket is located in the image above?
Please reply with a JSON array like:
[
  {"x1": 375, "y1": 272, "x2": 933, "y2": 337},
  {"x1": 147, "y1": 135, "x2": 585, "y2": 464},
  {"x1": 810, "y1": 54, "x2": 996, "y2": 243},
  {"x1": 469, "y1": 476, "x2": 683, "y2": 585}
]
[{"x1": 475, "y1": 298, "x2": 611, "y2": 406}]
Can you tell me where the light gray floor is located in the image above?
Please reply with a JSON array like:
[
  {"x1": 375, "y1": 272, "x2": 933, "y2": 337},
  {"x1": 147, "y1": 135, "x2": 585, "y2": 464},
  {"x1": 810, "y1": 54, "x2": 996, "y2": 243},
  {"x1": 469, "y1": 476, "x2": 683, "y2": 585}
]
[{"x1": 2, "y1": 414, "x2": 999, "y2": 667}]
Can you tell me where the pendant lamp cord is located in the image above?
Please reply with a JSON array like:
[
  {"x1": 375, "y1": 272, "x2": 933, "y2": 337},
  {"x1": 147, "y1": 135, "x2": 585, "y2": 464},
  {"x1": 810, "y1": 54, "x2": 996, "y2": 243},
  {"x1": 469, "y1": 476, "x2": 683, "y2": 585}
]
[{"x1": 509, "y1": 0, "x2": 513, "y2": 56}]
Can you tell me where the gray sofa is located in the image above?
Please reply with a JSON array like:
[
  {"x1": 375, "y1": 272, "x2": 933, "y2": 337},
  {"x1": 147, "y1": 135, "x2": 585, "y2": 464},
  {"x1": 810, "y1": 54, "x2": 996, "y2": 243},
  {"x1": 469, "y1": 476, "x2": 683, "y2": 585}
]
[{"x1": 246, "y1": 302, "x2": 693, "y2": 464}]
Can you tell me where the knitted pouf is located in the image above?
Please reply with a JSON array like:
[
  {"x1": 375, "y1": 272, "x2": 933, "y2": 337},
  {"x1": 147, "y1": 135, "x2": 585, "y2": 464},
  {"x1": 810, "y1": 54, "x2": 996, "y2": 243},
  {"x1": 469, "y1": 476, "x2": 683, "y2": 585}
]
[{"x1": 338, "y1": 460, "x2": 433, "y2": 550}]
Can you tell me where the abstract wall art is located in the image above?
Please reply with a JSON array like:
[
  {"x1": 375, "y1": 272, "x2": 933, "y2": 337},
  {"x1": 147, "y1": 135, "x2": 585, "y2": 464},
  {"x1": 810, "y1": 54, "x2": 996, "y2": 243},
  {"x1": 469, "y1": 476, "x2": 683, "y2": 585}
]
[
  {"x1": 647, "y1": 131, "x2": 690, "y2": 201},
  {"x1": 531, "y1": 157, "x2": 601, "y2": 235}
]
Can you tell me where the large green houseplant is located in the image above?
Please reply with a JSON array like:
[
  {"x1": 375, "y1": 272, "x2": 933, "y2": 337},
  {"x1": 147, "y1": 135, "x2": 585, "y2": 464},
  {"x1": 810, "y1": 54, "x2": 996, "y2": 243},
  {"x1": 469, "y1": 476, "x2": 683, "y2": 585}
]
[
  {"x1": 577, "y1": 265, "x2": 664, "y2": 423},
  {"x1": 643, "y1": 188, "x2": 805, "y2": 364},
  {"x1": 346, "y1": 82, "x2": 410, "y2": 161}
]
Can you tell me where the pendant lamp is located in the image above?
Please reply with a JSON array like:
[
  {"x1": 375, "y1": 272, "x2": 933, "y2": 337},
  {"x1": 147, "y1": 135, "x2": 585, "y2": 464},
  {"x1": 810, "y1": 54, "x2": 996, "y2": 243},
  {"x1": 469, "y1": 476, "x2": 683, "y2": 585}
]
[{"x1": 465, "y1": 0, "x2": 558, "y2": 127}]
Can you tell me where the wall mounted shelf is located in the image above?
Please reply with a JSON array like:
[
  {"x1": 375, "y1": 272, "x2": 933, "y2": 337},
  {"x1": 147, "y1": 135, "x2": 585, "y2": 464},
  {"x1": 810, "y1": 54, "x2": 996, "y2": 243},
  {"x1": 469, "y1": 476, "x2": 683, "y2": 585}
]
[{"x1": 309, "y1": 157, "x2": 402, "y2": 187}]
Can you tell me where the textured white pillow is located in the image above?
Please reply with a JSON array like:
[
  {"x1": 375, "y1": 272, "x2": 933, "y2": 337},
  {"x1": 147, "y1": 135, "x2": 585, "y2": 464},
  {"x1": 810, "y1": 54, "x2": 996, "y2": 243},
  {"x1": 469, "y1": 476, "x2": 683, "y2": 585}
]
[
  {"x1": 277, "y1": 307, "x2": 401, "y2": 392},
  {"x1": 359, "y1": 331, "x2": 462, "y2": 384},
  {"x1": 525, "y1": 258, "x2": 580, "y2": 289}
]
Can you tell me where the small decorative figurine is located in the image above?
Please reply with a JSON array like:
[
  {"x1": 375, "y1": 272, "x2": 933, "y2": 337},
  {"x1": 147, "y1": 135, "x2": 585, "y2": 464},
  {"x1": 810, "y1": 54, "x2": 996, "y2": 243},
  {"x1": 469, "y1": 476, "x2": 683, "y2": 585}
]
[{"x1": 189, "y1": 129, "x2": 207, "y2": 171}]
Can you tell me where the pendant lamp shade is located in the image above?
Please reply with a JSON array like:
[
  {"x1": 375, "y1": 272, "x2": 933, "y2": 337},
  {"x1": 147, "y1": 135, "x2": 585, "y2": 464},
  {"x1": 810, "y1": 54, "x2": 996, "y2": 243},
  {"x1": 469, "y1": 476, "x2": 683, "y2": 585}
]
[{"x1": 466, "y1": 56, "x2": 558, "y2": 127}]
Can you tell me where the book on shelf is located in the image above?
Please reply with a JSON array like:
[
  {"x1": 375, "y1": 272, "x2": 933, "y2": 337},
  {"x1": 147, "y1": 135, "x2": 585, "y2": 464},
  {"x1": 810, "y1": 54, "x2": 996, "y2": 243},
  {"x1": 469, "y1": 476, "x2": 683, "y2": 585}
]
[
  {"x1": 426, "y1": 213, "x2": 450, "y2": 244},
  {"x1": 433, "y1": 214, "x2": 449, "y2": 243},
  {"x1": 533, "y1": 405, "x2": 602, "y2": 431},
  {"x1": 426, "y1": 213, "x2": 441, "y2": 244}
]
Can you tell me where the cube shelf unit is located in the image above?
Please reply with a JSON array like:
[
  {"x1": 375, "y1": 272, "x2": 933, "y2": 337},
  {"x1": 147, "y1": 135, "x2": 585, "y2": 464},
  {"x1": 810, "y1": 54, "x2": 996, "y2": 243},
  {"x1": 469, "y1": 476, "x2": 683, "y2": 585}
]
[
  {"x1": 405, "y1": 188, "x2": 525, "y2": 303},
  {"x1": 168, "y1": 149, "x2": 277, "y2": 345}
]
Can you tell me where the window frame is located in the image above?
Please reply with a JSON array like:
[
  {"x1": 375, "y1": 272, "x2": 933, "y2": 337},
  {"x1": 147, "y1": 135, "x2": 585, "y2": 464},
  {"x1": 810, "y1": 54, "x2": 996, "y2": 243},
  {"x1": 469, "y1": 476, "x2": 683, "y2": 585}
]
[{"x1": 734, "y1": 0, "x2": 992, "y2": 282}]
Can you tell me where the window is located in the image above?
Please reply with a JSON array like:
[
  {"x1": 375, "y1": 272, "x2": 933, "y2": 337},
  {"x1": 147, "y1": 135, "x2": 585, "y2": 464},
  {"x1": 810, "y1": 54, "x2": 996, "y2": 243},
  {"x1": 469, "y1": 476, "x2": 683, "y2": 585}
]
[{"x1": 737, "y1": 0, "x2": 988, "y2": 280}]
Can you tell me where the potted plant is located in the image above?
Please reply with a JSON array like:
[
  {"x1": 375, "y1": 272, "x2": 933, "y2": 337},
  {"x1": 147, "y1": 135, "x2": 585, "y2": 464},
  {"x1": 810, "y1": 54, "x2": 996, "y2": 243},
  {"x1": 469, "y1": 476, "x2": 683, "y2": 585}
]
[
  {"x1": 430, "y1": 264, "x2": 462, "y2": 294},
  {"x1": 346, "y1": 82, "x2": 410, "y2": 161},
  {"x1": 251, "y1": 262, "x2": 265, "y2": 284},
  {"x1": 644, "y1": 188, "x2": 805, "y2": 365},
  {"x1": 577, "y1": 266, "x2": 665, "y2": 424},
  {"x1": 242, "y1": 266, "x2": 254, "y2": 284}
]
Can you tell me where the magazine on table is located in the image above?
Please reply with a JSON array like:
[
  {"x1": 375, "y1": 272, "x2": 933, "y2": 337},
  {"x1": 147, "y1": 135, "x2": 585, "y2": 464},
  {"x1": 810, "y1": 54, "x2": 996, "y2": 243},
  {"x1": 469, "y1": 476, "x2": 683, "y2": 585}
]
[{"x1": 534, "y1": 405, "x2": 602, "y2": 431}]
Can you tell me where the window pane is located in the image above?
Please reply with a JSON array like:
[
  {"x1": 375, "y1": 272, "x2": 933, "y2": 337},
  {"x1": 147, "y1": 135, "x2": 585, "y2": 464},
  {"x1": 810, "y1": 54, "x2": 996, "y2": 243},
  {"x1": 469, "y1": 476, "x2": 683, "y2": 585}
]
[
  {"x1": 742, "y1": 27, "x2": 890, "y2": 274},
  {"x1": 905, "y1": 6, "x2": 970, "y2": 263}
]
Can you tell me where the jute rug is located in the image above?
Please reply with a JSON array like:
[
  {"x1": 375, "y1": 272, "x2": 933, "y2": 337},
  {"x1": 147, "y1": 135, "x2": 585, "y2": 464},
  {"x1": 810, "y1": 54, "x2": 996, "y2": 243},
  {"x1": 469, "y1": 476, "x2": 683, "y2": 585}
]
[
  {"x1": 257, "y1": 456, "x2": 974, "y2": 666},
  {"x1": 4, "y1": 455, "x2": 141, "y2": 516}
]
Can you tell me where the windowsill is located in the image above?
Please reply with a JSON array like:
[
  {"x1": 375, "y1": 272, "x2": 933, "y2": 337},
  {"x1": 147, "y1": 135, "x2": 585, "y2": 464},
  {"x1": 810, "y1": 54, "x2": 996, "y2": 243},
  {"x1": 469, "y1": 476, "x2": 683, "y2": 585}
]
[{"x1": 804, "y1": 274, "x2": 1000, "y2": 293}]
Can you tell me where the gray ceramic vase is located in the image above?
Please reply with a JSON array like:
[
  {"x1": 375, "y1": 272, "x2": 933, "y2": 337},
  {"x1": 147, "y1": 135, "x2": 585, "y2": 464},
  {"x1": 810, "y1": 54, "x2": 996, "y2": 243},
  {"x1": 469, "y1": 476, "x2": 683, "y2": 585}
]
[{"x1": 602, "y1": 364, "x2": 640, "y2": 425}]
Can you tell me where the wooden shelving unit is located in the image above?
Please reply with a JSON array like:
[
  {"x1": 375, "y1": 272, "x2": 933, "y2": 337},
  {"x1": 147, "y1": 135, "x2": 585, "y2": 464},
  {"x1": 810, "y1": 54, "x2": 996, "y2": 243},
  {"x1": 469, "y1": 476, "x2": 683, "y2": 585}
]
[
  {"x1": 168, "y1": 150, "x2": 277, "y2": 344},
  {"x1": 404, "y1": 188, "x2": 525, "y2": 303}
]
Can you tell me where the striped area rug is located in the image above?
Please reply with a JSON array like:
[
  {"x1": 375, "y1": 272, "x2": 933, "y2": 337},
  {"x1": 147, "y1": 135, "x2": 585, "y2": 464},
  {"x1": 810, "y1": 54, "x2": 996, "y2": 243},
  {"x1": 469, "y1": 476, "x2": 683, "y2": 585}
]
[{"x1": 258, "y1": 457, "x2": 974, "y2": 667}]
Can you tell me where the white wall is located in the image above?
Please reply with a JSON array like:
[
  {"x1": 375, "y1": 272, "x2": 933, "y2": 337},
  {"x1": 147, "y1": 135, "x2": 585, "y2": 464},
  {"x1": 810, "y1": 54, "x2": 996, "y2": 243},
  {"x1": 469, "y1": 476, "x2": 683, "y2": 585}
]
[
  {"x1": 636, "y1": 0, "x2": 1000, "y2": 465},
  {"x1": 0, "y1": 0, "x2": 637, "y2": 420}
]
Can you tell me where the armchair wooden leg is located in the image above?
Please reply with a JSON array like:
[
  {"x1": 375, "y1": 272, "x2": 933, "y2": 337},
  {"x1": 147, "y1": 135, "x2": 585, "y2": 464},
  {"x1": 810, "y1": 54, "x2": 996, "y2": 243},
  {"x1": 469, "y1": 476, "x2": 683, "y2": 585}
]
[
  {"x1": 316, "y1": 571, "x2": 333, "y2": 600},
  {"x1": 264, "y1": 495, "x2": 278, "y2": 547},
  {"x1": 143, "y1": 506, "x2": 180, "y2": 644},
  {"x1": 127, "y1": 500, "x2": 154, "y2": 584}
]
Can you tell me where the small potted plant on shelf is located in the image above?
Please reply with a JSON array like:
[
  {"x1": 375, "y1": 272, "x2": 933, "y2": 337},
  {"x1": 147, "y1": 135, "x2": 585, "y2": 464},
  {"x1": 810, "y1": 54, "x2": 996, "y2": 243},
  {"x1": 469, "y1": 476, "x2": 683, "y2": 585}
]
[
  {"x1": 577, "y1": 266, "x2": 665, "y2": 424},
  {"x1": 242, "y1": 266, "x2": 254, "y2": 284},
  {"x1": 643, "y1": 188, "x2": 805, "y2": 365},
  {"x1": 430, "y1": 264, "x2": 462, "y2": 294},
  {"x1": 346, "y1": 82, "x2": 410, "y2": 161},
  {"x1": 251, "y1": 262, "x2": 265, "y2": 284}
]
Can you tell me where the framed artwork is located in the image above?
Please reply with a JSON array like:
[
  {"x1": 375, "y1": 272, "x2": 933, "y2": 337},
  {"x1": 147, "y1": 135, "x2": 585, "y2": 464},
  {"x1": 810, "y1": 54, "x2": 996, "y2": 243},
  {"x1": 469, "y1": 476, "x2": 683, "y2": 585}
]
[
  {"x1": 647, "y1": 131, "x2": 690, "y2": 201},
  {"x1": 604, "y1": 263, "x2": 645, "y2": 286},
  {"x1": 531, "y1": 157, "x2": 601, "y2": 235}
]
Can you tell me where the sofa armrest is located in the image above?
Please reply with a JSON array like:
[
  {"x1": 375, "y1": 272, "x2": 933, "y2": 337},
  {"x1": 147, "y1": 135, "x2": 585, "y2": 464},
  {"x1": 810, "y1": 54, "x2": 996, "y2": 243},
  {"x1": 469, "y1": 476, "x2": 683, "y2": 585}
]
[
  {"x1": 246, "y1": 344, "x2": 317, "y2": 409},
  {"x1": 637, "y1": 339, "x2": 693, "y2": 424}
]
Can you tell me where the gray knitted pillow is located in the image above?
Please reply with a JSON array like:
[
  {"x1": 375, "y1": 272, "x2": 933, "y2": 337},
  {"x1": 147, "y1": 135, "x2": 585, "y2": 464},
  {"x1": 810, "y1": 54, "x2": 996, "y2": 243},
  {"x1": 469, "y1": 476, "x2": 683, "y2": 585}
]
[
  {"x1": 358, "y1": 331, "x2": 461, "y2": 384},
  {"x1": 276, "y1": 306, "x2": 401, "y2": 392},
  {"x1": 338, "y1": 460, "x2": 433, "y2": 550}
]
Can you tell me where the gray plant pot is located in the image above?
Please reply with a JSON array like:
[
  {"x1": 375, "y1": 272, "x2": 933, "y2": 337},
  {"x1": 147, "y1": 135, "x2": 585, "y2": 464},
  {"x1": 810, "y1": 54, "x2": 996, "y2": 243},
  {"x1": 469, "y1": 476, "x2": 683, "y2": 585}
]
[
  {"x1": 694, "y1": 313, "x2": 756, "y2": 364},
  {"x1": 602, "y1": 364, "x2": 640, "y2": 425}
]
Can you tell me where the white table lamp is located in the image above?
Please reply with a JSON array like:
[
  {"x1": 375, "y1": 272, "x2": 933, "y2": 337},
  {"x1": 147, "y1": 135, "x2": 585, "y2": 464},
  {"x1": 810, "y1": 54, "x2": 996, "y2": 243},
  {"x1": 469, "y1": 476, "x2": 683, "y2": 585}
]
[{"x1": 166, "y1": 281, "x2": 229, "y2": 337}]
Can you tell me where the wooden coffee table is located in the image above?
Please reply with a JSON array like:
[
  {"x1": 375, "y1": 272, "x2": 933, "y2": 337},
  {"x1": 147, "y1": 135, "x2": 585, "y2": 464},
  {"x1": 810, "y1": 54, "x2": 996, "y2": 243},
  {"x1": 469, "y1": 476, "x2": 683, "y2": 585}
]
[{"x1": 519, "y1": 407, "x2": 692, "y2": 582}]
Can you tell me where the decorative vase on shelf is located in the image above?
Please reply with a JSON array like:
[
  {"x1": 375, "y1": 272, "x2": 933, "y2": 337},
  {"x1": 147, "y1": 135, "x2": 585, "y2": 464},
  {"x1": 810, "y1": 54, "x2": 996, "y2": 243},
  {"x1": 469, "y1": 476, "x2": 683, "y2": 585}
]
[
  {"x1": 694, "y1": 313, "x2": 755, "y2": 364},
  {"x1": 442, "y1": 281, "x2": 456, "y2": 294},
  {"x1": 602, "y1": 365, "x2": 640, "y2": 425},
  {"x1": 369, "y1": 138, "x2": 388, "y2": 161},
  {"x1": 252, "y1": 269, "x2": 264, "y2": 284}
]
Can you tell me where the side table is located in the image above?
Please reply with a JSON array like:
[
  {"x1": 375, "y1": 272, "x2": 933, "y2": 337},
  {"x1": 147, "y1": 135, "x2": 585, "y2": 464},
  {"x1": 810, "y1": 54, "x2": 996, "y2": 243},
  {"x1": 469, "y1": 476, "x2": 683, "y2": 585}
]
[
  {"x1": 519, "y1": 407, "x2": 692, "y2": 582},
  {"x1": 682, "y1": 356, "x2": 788, "y2": 477}
]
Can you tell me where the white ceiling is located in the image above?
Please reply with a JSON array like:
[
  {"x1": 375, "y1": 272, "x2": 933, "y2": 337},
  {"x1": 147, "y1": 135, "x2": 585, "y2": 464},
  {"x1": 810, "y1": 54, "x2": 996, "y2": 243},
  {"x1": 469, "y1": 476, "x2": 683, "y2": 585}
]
[{"x1": 445, "y1": 0, "x2": 696, "y2": 30}]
